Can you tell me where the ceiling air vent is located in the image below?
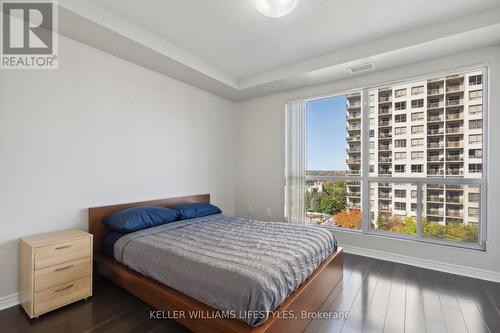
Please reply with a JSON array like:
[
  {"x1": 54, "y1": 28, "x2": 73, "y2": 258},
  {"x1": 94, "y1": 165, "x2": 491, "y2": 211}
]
[{"x1": 349, "y1": 63, "x2": 375, "y2": 74}]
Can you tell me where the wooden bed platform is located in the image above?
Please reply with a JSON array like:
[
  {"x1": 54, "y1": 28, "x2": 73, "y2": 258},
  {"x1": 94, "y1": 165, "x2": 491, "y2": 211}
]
[{"x1": 89, "y1": 194, "x2": 343, "y2": 333}]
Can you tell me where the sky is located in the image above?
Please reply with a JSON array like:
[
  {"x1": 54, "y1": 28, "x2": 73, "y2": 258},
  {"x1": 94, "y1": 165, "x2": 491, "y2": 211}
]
[{"x1": 306, "y1": 95, "x2": 347, "y2": 171}]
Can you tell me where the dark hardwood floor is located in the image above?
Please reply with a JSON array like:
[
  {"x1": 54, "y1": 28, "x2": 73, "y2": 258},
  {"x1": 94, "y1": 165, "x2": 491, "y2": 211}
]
[{"x1": 2, "y1": 254, "x2": 499, "y2": 333}]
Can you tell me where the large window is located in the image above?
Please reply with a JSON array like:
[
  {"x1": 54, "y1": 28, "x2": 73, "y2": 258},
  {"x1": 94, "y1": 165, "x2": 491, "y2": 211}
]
[{"x1": 302, "y1": 67, "x2": 486, "y2": 250}]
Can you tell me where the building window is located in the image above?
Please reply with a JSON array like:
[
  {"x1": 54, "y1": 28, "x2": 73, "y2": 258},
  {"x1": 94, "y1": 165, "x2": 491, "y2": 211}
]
[
  {"x1": 395, "y1": 152, "x2": 406, "y2": 160},
  {"x1": 411, "y1": 112, "x2": 424, "y2": 121},
  {"x1": 469, "y1": 119, "x2": 482, "y2": 130},
  {"x1": 411, "y1": 165, "x2": 423, "y2": 173},
  {"x1": 295, "y1": 67, "x2": 486, "y2": 251},
  {"x1": 395, "y1": 165, "x2": 405, "y2": 173},
  {"x1": 395, "y1": 114, "x2": 406, "y2": 123},
  {"x1": 469, "y1": 134, "x2": 482, "y2": 144},
  {"x1": 411, "y1": 138, "x2": 424, "y2": 147},
  {"x1": 469, "y1": 164, "x2": 482, "y2": 173},
  {"x1": 411, "y1": 125, "x2": 424, "y2": 134},
  {"x1": 395, "y1": 89, "x2": 406, "y2": 98},
  {"x1": 469, "y1": 90, "x2": 483, "y2": 100},
  {"x1": 395, "y1": 139, "x2": 406, "y2": 148},
  {"x1": 411, "y1": 86, "x2": 424, "y2": 95},
  {"x1": 395, "y1": 101, "x2": 406, "y2": 111},
  {"x1": 395, "y1": 127, "x2": 406, "y2": 135},
  {"x1": 469, "y1": 149, "x2": 482, "y2": 159},
  {"x1": 469, "y1": 74, "x2": 482, "y2": 86},
  {"x1": 395, "y1": 190, "x2": 406, "y2": 198},
  {"x1": 469, "y1": 105, "x2": 482, "y2": 115},
  {"x1": 469, "y1": 193, "x2": 479, "y2": 202},
  {"x1": 469, "y1": 207, "x2": 479, "y2": 218},
  {"x1": 395, "y1": 202, "x2": 406, "y2": 210},
  {"x1": 411, "y1": 151, "x2": 424, "y2": 160},
  {"x1": 411, "y1": 99, "x2": 424, "y2": 108}
]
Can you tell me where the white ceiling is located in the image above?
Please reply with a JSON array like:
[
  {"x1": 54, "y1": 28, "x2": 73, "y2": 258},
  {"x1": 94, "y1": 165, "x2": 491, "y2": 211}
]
[
  {"x1": 58, "y1": 0, "x2": 500, "y2": 101},
  {"x1": 87, "y1": 0, "x2": 500, "y2": 79}
]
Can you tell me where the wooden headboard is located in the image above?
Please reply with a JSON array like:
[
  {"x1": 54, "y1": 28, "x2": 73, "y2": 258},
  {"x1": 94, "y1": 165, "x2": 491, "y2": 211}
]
[{"x1": 88, "y1": 194, "x2": 210, "y2": 255}]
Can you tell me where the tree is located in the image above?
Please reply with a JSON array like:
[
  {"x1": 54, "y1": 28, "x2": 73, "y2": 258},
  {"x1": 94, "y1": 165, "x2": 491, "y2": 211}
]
[{"x1": 333, "y1": 209, "x2": 361, "y2": 229}]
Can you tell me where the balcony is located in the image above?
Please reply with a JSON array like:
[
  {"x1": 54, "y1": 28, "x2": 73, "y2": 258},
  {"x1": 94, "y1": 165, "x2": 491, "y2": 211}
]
[
  {"x1": 428, "y1": 88, "x2": 444, "y2": 96},
  {"x1": 446, "y1": 85, "x2": 464, "y2": 93},
  {"x1": 428, "y1": 142, "x2": 444, "y2": 149},
  {"x1": 427, "y1": 195, "x2": 444, "y2": 203},
  {"x1": 347, "y1": 113, "x2": 361, "y2": 120},
  {"x1": 446, "y1": 196, "x2": 464, "y2": 204},
  {"x1": 446, "y1": 169, "x2": 464, "y2": 176},
  {"x1": 446, "y1": 99, "x2": 463, "y2": 106},
  {"x1": 427, "y1": 209, "x2": 444, "y2": 216},
  {"x1": 428, "y1": 101, "x2": 444, "y2": 109},
  {"x1": 346, "y1": 159, "x2": 361, "y2": 165},
  {"x1": 378, "y1": 145, "x2": 392, "y2": 151},
  {"x1": 379, "y1": 108, "x2": 391, "y2": 115},
  {"x1": 347, "y1": 135, "x2": 361, "y2": 142},
  {"x1": 428, "y1": 115, "x2": 444, "y2": 122},
  {"x1": 427, "y1": 169, "x2": 444, "y2": 176},
  {"x1": 347, "y1": 93, "x2": 361, "y2": 99},
  {"x1": 446, "y1": 155, "x2": 463, "y2": 161},
  {"x1": 428, "y1": 128, "x2": 444, "y2": 135},
  {"x1": 347, "y1": 125, "x2": 361, "y2": 131},
  {"x1": 427, "y1": 155, "x2": 444, "y2": 162},
  {"x1": 347, "y1": 103, "x2": 361, "y2": 109},
  {"x1": 378, "y1": 169, "x2": 392, "y2": 175},
  {"x1": 446, "y1": 127, "x2": 463, "y2": 134},
  {"x1": 446, "y1": 113, "x2": 463, "y2": 120},
  {"x1": 379, "y1": 156, "x2": 392, "y2": 163},
  {"x1": 446, "y1": 141, "x2": 463, "y2": 148},
  {"x1": 379, "y1": 205, "x2": 393, "y2": 212},
  {"x1": 446, "y1": 211, "x2": 464, "y2": 218},
  {"x1": 427, "y1": 184, "x2": 445, "y2": 189},
  {"x1": 378, "y1": 182, "x2": 391, "y2": 187},
  {"x1": 379, "y1": 120, "x2": 392, "y2": 127},
  {"x1": 379, "y1": 96, "x2": 392, "y2": 103},
  {"x1": 348, "y1": 169, "x2": 361, "y2": 176},
  {"x1": 378, "y1": 193, "x2": 392, "y2": 200},
  {"x1": 378, "y1": 132, "x2": 392, "y2": 139},
  {"x1": 347, "y1": 191, "x2": 361, "y2": 198},
  {"x1": 347, "y1": 146, "x2": 361, "y2": 153}
]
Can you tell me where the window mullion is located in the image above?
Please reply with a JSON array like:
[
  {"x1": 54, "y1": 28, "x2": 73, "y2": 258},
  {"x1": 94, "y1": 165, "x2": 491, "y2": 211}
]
[
  {"x1": 416, "y1": 183, "x2": 423, "y2": 240},
  {"x1": 361, "y1": 88, "x2": 370, "y2": 232}
]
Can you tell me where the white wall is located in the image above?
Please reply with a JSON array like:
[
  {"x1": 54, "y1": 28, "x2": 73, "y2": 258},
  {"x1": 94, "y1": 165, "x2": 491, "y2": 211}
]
[
  {"x1": 235, "y1": 45, "x2": 500, "y2": 277},
  {"x1": 0, "y1": 36, "x2": 236, "y2": 297}
]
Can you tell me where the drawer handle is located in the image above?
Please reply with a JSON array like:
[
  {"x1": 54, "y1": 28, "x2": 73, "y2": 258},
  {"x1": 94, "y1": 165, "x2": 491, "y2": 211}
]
[
  {"x1": 55, "y1": 245, "x2": 72, "y2": 250},
  {"x1": 55, "y1": 265, "x2": 73, "y2": 272},
  {"x1": 55, "y1": 284, "x2": 74, "y2": 293}
]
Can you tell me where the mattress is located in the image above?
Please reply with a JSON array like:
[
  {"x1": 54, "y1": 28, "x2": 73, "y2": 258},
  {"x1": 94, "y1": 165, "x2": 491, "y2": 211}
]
[{"x1": 108, "y1": 214, "x2": 337, "y2": 326}]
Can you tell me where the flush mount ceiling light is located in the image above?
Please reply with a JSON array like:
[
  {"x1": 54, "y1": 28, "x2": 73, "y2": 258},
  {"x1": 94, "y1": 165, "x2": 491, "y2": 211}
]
[{"x1": 256, "y1": 0, "x2": 300, "y2": 18}]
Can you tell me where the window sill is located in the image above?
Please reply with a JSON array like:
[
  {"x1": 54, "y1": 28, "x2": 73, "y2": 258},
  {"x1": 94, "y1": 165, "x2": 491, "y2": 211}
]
[{"x1": 319, "y1": 225, "x2": 486, "y2": 252}]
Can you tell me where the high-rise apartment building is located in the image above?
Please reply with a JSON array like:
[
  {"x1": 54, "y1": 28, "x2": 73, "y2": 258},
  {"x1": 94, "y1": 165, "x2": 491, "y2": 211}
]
[{"x1": 346, "y1": 70, "x2": 483, "y2": 227}]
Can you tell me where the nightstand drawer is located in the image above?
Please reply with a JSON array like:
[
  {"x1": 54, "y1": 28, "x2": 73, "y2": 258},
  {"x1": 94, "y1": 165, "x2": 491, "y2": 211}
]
[
  {"x1": 34, "y1": 257, "x2": 91, "y2": 292},
  {"x1": 34, "y1": 277, "x2": 91, "y2": 315},
  {"x1": 34, "y1": 238, "x2": 91, "y2": 269}
]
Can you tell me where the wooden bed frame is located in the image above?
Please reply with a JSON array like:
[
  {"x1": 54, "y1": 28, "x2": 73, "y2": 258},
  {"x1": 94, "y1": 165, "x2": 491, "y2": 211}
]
[{"x1": 89, "y1": 194, "x2": 343, "y2": 333}]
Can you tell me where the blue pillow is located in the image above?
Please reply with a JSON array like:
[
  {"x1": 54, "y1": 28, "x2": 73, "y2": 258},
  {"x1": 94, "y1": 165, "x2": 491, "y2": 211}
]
[
  {"x1": 102, "y1": 206, "x2": 179, "y2": 233},
  {"x1": 172, "y1": 203, "x2": 222, "y2": 220}
]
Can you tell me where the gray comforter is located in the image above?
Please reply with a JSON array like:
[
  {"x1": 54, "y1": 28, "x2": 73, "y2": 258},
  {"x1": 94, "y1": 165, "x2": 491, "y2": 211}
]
[{"x1": 114, "y1": 214, "x2": 337, "y2": 326}]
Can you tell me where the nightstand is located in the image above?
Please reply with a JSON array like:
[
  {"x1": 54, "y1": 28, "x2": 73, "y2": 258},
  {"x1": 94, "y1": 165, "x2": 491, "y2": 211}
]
[{"x1": 20, "y1": 229, "x2": 93, "y2": 318}]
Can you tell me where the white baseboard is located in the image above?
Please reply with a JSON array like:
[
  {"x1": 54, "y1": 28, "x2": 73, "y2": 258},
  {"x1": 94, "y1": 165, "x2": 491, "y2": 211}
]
[
  {"x1": 0, "y1": 292, "x2": 19, "y2": 311},
  {"x1": 343, "y1": 245, "x2": 500, "y2": 283}
]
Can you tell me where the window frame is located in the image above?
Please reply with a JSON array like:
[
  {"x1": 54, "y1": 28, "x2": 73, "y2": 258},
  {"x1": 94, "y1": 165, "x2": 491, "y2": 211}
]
[{"x1": 302, "y1": 65, "x2": 488, "y2": 251}]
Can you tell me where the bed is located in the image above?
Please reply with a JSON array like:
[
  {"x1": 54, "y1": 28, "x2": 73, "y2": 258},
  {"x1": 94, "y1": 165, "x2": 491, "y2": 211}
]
[{"x1": 89, "y1": 194, "x2": 343, "y2": 333}]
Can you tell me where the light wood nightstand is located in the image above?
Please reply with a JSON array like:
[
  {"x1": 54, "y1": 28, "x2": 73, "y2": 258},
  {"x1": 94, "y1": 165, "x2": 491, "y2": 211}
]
[{"x1": 20, "y1": 229, "x2": 93, "y2": 318}]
